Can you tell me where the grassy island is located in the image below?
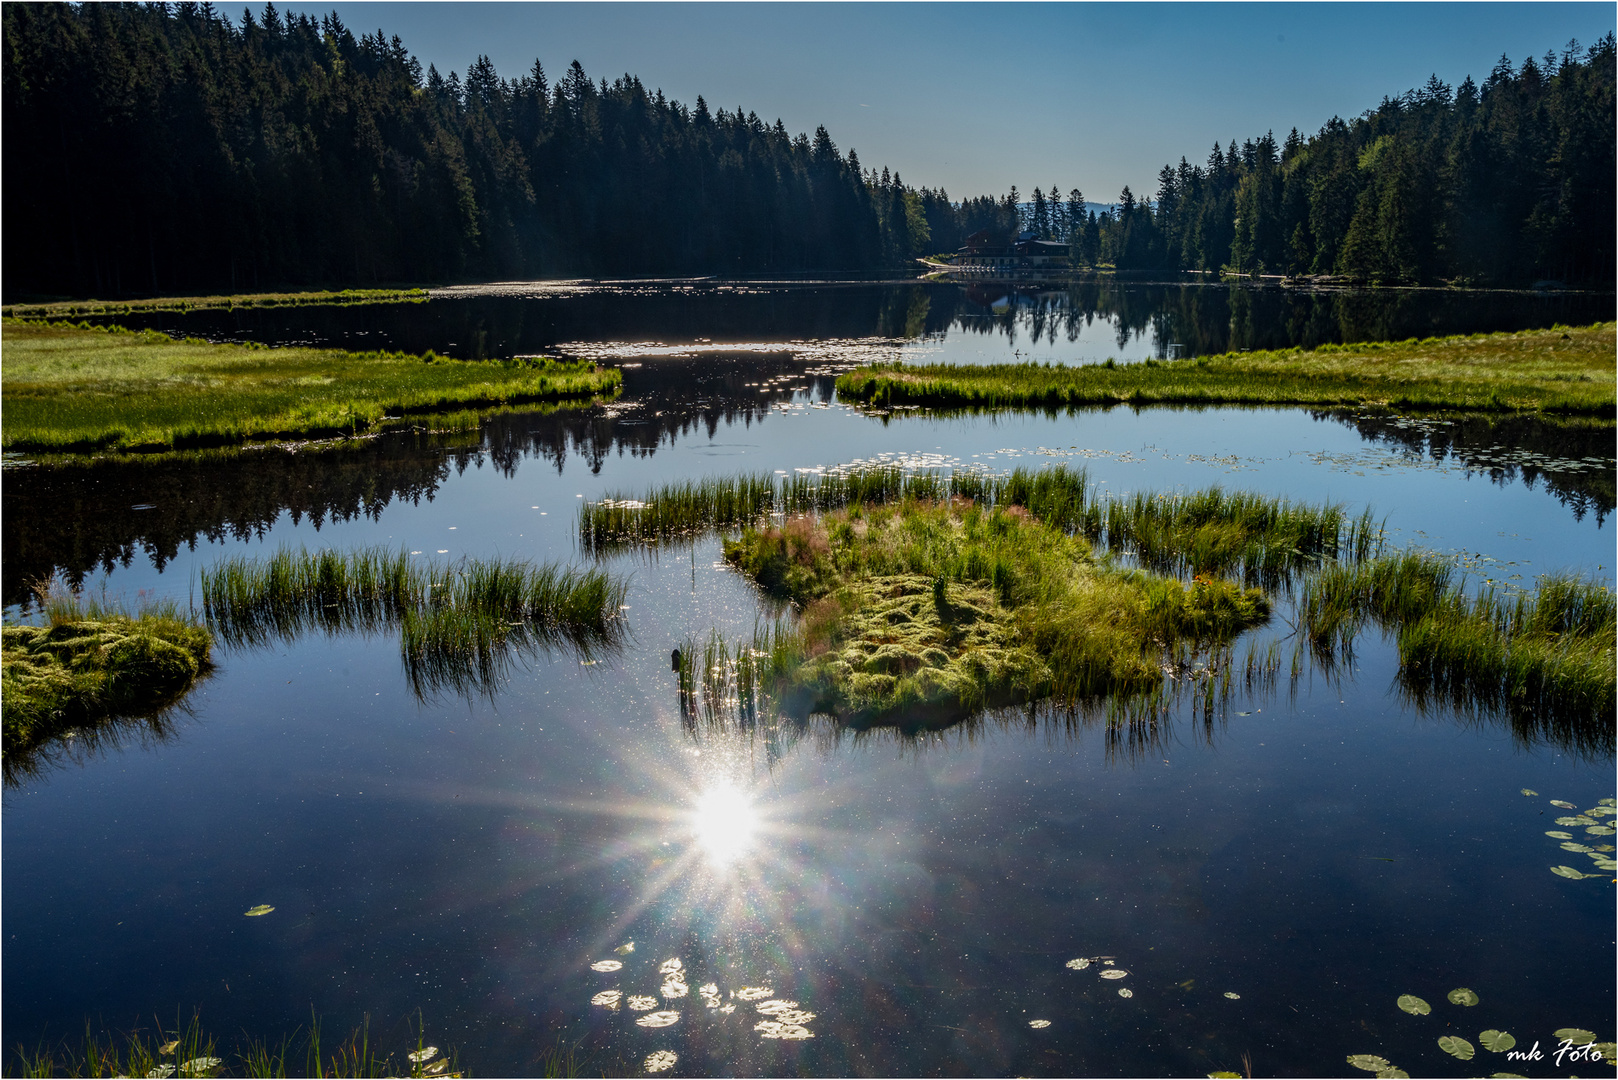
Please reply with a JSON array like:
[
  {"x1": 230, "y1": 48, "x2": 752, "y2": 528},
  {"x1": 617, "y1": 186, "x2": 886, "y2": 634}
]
[
  {"x1": 1, "y1": 320, "x2": 621, "y2": 452},
  {"x1": 2, "y1": 591, "x2": 212, "y2": 760},
  {"x1": 834, "y1": 323, "x2": 1616, "y2": 416}
]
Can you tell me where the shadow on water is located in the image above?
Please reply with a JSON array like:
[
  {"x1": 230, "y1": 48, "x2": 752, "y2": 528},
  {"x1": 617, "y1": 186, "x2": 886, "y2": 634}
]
[{"x1": 2, "y1": 691, "x2": 197, "y2": 790}]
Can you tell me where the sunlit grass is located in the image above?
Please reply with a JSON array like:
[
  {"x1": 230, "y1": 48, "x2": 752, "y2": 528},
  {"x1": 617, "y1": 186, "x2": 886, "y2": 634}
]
[
  {"x1": 1, "y1": 319, "x2": 621, "y2": 452},
  {"x1": 2, "y1": 287, "x2": 428, "y2": 319},
  {"x1": 835, "y1": 323, "x2": 1617, "y2": 415}
]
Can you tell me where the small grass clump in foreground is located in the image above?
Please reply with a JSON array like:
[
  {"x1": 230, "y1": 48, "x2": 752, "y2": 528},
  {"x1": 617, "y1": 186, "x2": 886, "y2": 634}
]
[
  {"x1": 1300, "y1": 553, "x2": 1615, "y2": 750},
  {"x1": 721, "y1": 498, "x2": 1270, "y2": 725},
  {"x1": 834, "y1": 323, "x2": 1617, "y2": 416},
  {"x1": 1, "y1": 582, "x2": 211, "y2": 759},
  {"x1": 1, "y1": 319, "x2": 621, "y2": 452},
  {"x1": 202, "y1": 547, "x2": 628, "y2": 698},
  {"x1": 1, "y1": 287, "x2": 428, "y2": 319}
]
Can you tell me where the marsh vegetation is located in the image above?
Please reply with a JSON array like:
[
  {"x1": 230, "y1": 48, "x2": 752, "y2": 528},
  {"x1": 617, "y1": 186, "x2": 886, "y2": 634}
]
[
  {"x1": 0, "y1": 320, "x2": 620, "y2": 453},
  {"x1": 1, "y1": 288, "x2": 428, "y2": 321}
]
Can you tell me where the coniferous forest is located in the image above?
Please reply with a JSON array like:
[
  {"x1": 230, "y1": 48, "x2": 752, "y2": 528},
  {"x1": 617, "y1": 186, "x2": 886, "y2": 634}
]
[{"x1": 3, "y1": 3, "x2": 1612, "y2": 298}]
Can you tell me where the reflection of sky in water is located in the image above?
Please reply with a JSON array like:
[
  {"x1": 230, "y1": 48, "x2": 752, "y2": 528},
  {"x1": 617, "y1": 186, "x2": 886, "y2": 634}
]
[{"x1": 3, "y1": 380, "x2": 1613, "y2": 1073}]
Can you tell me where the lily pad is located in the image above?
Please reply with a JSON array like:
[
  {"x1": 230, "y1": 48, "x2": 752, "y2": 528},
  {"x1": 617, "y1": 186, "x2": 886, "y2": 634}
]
[
  {"x1": 1551, "y1": 865, "x2": 1592, "y2": 879},
  {"x1": 590, "y1": 990, "x2": 622, "y2": 1007},
  {"x1": 1377, "y1": 1069, "x2": 1409, "y2": 1078},
  {"x1": 1065, "y1": 958, "x2": 1092, "y2": 970},
  {"x1": 1224, "y1": 992, "x2": 1241, "y2": 1000},
  {"x1": 1586, "y1": 807, "x2": 1616, "y2": 817},
  {"x1": 1099, "y1": 969, "x2": 1129, "y2": 980},
  {"x1": 614, "y1": 941, "x2": 636, "y2": 954},
  {"x1": 1554, "y1": 815, "x2": 1595, "y2": 826},
  {"x1": 644, "y1": 1050, "x2": 677, "y2": 1073},
  {"x1": 1545, "y1": 830, "x2": 1573, "y2": 839},
  {"x1": 635, "y1": 1011, "x2": 680, "y2": 1028},
  {"x1": 1591, "y1": 857, "x2": 1617, "y2": 871},
  {"x1": 1447, "y1": 987, "x2": 1480, "y2": 1006},
  {"x1": 1490, "y1": 1073, "x2": 1528, "y2": 1079},
  {"x1": 1117, "y1": 987, "x2": 1134, "y2": 998},
  {"x1": 1600, "y1": 798, "x2": 1616, "y2": 806},
  {"x1": 1593, "y1": 1042, "x2": 1617, "y2": 1064},
  {"x1": 146, "y1": 1068, "x2": 176, "y2": 1079},
  {"x1": 1560, "y1": 842, "x2": 1594, "y2": 852},
  {"x1": 1028, "y1": 1019, "x2": 1051, "y2": 1029},
  {"x1": 1438, "y1": 1035, "x2": 1475, "y2": 1060},
  {"x1": 659, "y1": 958, "x2": 683, "y2": 975},
  {"x1": 1520, "y1": 789, "x2": 1538, "y2": 797},
  {"x1": 1553, "y1": 1027, "x2": 1597, "y2": 1044},
  {"x1": 178, "y1": 1058, "x2": 222, "y2": 1077},
  {"x1": 1550, "y1": 800, "x2": 1577, "y2": 808},
  {"x1": 158, "y1": 1041, "x2": 180, "y2": 1055},
  {"x1": 755, "y1": 1000, "x2": 801, "y2": 1016},
  {"x1": 590, "y1": 960, "x2": 622, "y2": 972},
  {"x1": 1347, "y1": 1054, "x2": 1390, "y2": 1072},
  {"x1": 244, "y1": 905, "x2": 274, "y2": 917},
  {"x1": 1479, "y1": 1030, "x2": 1516, "y2": 1052},
  {"x1": 1209, "y1": 1072, "x2": 1243, "y2": 1078},
  {"x1": 627, "y1": 995, "x2": 658, "y2": 1011},
  {"x1": 735, "y1": 986, "x2": 772, "y2": 1000},
  {"x1": 1396, "y1": 994, "x2": 1431, "y2": 1015},
  {"x1": 407, "y1": 1047, "x2": 439, "y2": 1064},
  {"x1": 661, "y1": 980, "x2": 689, "y2": 999},
  {"x1": 1586, "y1": 825, "x2": 1615, "y2": 835}
]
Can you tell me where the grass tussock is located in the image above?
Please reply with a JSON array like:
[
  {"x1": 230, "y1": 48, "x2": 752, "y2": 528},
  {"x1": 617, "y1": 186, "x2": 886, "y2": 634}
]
[
  {"x1": 1, "y1": 319, "x2": 620, "y2": 452},
  {"x1": 1299, "y1": 554, "x2": 1615, "y2": 750},
  {"x1": 201, "y1": 547, "x2": 628, "y2": 698},
  {"x1": 834, "y1": 323, "x2": 1617, "y2": 416},
  {"x1": 720, "y1": 498, "x2": 1270, "y2": 725},
  {"x1": 2, "y1": 287, "x2": 428, "y2": 320},
  {"x1": 1, "y1": 579, "x2": 211, "y2": 761}
]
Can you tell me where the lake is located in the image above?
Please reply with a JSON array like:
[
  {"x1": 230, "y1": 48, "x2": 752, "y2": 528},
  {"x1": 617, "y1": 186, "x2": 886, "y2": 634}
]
[{"x1": 3, "y1": 280, "x2": 1613, "y2": 1078}]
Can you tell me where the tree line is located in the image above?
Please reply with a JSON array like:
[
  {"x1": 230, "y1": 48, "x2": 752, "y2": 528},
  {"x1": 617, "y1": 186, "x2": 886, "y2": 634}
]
[{"x1": 3, "y1": 4, "x2": 1611, "y2": 298}]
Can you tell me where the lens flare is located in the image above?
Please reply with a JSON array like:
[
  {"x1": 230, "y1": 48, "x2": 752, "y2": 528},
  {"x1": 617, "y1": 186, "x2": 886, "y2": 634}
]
[{"x1": 690, "y1": 781, "x2": 758, "y2": 866}]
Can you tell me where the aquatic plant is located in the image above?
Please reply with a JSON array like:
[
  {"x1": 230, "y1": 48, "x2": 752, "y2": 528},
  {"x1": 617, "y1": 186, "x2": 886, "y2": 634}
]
[
  {"x1": 1, "y1": 319, "x2": 621, "y2": 453},
  {"x1": 834, "y1": 323, "x2": 1617, "y2": 417},
  {"x1": 202, "y1": 547, "x2": 628, "y2": 698},
  {"x1": 1, "y1": 578, "x2": 212, "y2": 763}
]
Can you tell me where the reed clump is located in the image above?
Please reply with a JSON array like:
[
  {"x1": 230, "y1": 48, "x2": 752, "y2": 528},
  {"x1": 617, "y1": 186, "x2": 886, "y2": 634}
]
[
  {"x1": 720, "y1": 497, "x2": 1270, "y2": 725},
  {"x1": 834, "y1": 323, "x2": 1617, "y2": 416},
  {"x1": 1, "y1": 319, "x2": 620, "y2": 452},
  {"x1": 1299, "y1": 554, "x2": 1615, "y2": 745},
  {"x1": 1, "y1": 580, "x2": 212, "y2": 760},
  {"x1": 201, "y1": 547, "x2": 628, "y2": 698}
]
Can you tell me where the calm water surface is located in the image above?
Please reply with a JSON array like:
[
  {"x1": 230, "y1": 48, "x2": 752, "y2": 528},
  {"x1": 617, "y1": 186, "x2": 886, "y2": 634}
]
[{"x1": 4, "y1": 284, "x2": 1614, "y2": 1077}]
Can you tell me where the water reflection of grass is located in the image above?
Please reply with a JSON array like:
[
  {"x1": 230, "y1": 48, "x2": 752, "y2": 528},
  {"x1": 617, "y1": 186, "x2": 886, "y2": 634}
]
[
  {"x1": 1, "y1": 287, "x2": 429, "y2": 320},
  {"x1": 1, "y1": 580, "x2": 212, "y2": 774},
  {"x1": 201, "y1": 547, "x2": 628, "y2": 698},
  {"x1": 1, "y1": 319, "x2": 620, "y2": 453},
  {"x1": 835, "y1": 323, "x2": 1616, "y2": 416}
]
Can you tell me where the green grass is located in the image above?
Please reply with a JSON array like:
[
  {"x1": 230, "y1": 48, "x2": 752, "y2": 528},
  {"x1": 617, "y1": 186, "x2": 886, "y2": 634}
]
[
  {"x1": 7, "y1": 1009, "x2": 461, "y2": 1078},
  {"x1": 1299, "y1": 554, "x2": 1615, "y2": 751},
  {"x1": 2, "y1": 287, "x2": 429, "y2": 319},
  {"x1": 1, "y1": 580, "x2": 212, "y2": 762},
  {"x1": 834, "y1": 323, "x2": 1617, "y2": 416},
  {"x1": 718, "y1": 497, "x2": 1271, "y2": 726},
  {"x1": 201, "y1": 548, "x2": 628, "y2": 698},
  {"x1": 1, "y1": 320, "x2": 621, "y2": 452}
]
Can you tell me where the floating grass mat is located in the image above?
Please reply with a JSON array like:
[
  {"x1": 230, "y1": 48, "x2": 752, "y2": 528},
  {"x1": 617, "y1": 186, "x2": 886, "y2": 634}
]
[
  {"x1": 581, "y1": 464, "x2": 1377, "y2": 585},
  {"x1": 1, "y1": 581, "x2": 212, "y2": 765},
  {"x1": 2, "y1": 287, "x2": 430, "y2": 320},
  {"x1": 713, "y1": 498, "x2": 1271, "y2": 726},
  {"x1": 201, "y1": 547, "x2": 628, "y2": 698},
  {"x1": 1299, "y1": 554, "x2": 1616, "y2": 750},
  {"x1": 833, "y1": 323, "x2": 1617, "y2": 417},
  {"x1": 1, "y1": 319, "x2": 621, "y2": 453}
]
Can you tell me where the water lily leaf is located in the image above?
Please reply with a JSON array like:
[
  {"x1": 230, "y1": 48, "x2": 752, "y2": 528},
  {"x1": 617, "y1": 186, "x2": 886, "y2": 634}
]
[
  {"x1": 1593, "y1": 1042, "x2": 1616, "y2": 1064},
  {"x1": 659, "y1": 958, "x2": 683, "y2": 975},
  {"x1": 1438, "y1": 1035, "x2": 1475, "y2": 1060},
  {"x1": 755, "y1": 1000, "x2": 800, "y2": 1016},
  {"x1": 661, "y1": 980, "x2": 689, "y2": 999},
  {"x1": 1490, "y1": 1073, "x2": 1528, "y2": 1078},
  {"x1": 1376, "y1": 1069, "x2": 1408, "y2": 1078},
  {"x1": 1223, "y1": 992, "x2": 1241, "y2": 1000},
  {"x1": 244, "y1": 905, "x2": 274, "y2": 917},
  {"x1": 146, "y1": 1068, "x2": 176, "y2": 1079},
  {"x1": 1550, "y1": 800, "x2": 1577, "y2": 808},
  {"x1": 1065, "y1": 958, "x2": 1092, "y2": 970},
  {"x1": 1600, "y1": 798, "x2": 1616, "y2": 806},
  {"x1": 1346, "y1": 1054, "x2": 1390, "y2": 1072},
  {"x1": 1590, "y1": 857, "x2": 1617, "y2": 871},
  {"x1": 614, "y1": 941, "x2": 636, "y2": 954},
  {"x1": 1396, "y1": 994, "x2": 1431, "y2": 1015},
  {"x1": 421, "y1": 1062, "x2": 449, "y2": 1077},
  {"x1": 590, "y1": 990, "x2": 621, "y2": 1007},
  {"x1": 1545, "y1": 830, "x2": 1573, "y2": 839},
  {"x1": 1099, "y1": 968, "x2": 1129, "y2": 980},
  {"x1": 1586, "y1": 825, "x2": 1615, "y2": 835},
  {"x1": 1028, "y1": 1019, "x2": 1051, "y2": 1029},
  {"x1": 1520, "y1": 789, "x2": 1538, "y2": 796},
  {"x1": 407, "y1": 1048, "x2": 439, "y2": 1064},
  {"x1": 1448, "y1": 987, "x2": 1480, "y2": 1006},
  {"x1": 627, "y1": 995, "x2": 658, "y2": 1011},
  {"x1": 735, "y1": 986, "x2": 772, "y2": 1000},
  {"x1": 158, "y1": 1041, "x2": 179, "y2": 1055},
  {"x1": 1118, "y1": 987, "x2": 1133, "y2": 998},
  {"x1": 644, "y1": 1051, "x2": 677, "y2": 1073},
  {"x1": 589, "y1": 960, "x2": 622, "y2": 972},
  {"x1": 635, "y1": 1011, "x2": 680, "y2": 1028},
  {"x1": 1209, "y1": 1072, "x2": 1243, "y2": 1078},
  {"x1": 1551, "y1": 865, "x2": 1590, "y2": 879},
  {"x1": 178, "y1": 1058, "x2": 222, "y2": 1077},
  {"x1": 1479, "y1": 1030, "x2": 1515, "y2": 1052},
  {"x1": 1553, "y1": 1028, "x2": 1596, "y2": 1044},
  {"x1": 1555, "y1": 816, "x2": 1595, "y2": 826},
  {"x1": 1586, "y1": 807, "x2": 1616, "y2": 817},
  {"x1": 1560, "y1": 841, "x2": 1594, "y2": 852}
]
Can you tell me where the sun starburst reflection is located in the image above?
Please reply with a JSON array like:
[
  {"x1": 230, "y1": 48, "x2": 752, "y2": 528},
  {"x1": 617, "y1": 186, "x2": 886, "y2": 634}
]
[{"x1": 689, "y1": 780, "x2": 759, "y2": 866}]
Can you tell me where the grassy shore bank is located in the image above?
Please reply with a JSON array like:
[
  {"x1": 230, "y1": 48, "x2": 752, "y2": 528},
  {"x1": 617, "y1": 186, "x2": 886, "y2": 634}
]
[
  {"x1": 834, "y1": 323, "x2": 1616, "y2": 416},
  {"x1": 1, "y1": 320, "x2": 620, "y2": 452},
  {"x1": 2, "y1": 287, "x2": 427, "y2": 319},
  {"x1": 1, "y1": 585, "x2": 212, "y2": 760}
]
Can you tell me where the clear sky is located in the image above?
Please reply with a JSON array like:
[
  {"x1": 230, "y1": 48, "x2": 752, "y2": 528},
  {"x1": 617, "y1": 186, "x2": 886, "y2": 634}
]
[{"x1": 279, "y1": 2, "x2": 1615, "y2": 201}]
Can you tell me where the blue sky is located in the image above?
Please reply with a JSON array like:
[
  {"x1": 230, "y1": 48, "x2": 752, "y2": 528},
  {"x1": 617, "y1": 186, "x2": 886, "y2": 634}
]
[{"x1": 281, "y1": 2, "x2": 1615, "y2": 201}]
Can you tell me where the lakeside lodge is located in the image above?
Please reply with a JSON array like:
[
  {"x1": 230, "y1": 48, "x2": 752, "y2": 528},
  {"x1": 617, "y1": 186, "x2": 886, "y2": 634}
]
[{"x1": 948, "y1": 228, "x2": 1070, "y2": 271}]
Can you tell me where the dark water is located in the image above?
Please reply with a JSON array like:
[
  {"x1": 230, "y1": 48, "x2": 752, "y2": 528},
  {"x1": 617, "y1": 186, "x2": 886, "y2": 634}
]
[{"x1": 4, "y1": 284, "x2": 1614, "y2": 1077}]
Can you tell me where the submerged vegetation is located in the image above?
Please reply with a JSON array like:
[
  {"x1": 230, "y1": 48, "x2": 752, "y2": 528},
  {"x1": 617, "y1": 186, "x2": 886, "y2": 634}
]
[
  {"x1": 835, "y1": 324, "x2": 1617, "y2": 417},
  {"x1": 0, "y1": 320, "x2": 621, "y2": 453},
  {"x1": 1, "y1": 288, "x2": 428, "y2": 320},
  {"x1": 201, "y1": 547, "x2": 628, "y2": 698},
  {"x1": 1, "y1": 580, "x2": 212, "y2": 765}
]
